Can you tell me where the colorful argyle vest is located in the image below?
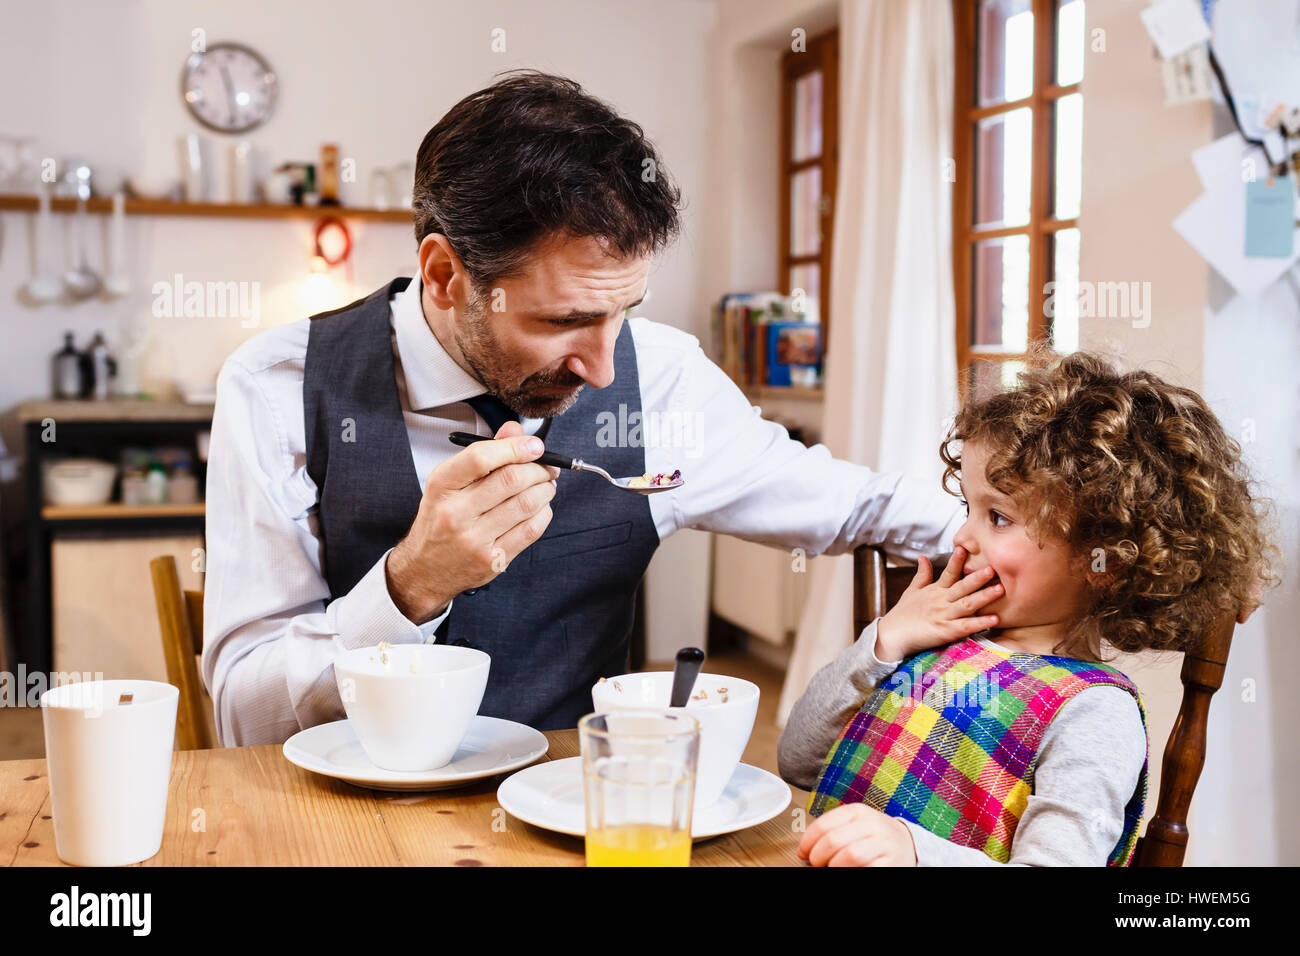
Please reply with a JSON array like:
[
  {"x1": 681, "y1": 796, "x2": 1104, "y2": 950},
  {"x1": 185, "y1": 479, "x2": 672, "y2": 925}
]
[{"x1": 808, "y1": 637, "x2": 1149, "y2": 866}]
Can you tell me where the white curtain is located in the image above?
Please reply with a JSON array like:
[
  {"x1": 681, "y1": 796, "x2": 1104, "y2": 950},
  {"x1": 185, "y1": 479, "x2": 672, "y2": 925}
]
[{"x1": 778, "y1": 0, "x2": 958, "y2": 724}]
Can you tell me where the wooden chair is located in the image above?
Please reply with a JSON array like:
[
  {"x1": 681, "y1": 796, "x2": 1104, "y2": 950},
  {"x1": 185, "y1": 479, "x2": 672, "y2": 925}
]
[
  {"x1": 149, "y1": 555, "x2": 216, "y2": 750},
  {"x1": 852, "y1": 543, "x2": 1236, "y2": 867}
]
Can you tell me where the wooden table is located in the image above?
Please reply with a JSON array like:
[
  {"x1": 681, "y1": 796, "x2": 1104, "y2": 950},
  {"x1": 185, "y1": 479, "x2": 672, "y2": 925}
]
[{"x1": 0, "y1": 730, "x2": 803, "y2": 866}]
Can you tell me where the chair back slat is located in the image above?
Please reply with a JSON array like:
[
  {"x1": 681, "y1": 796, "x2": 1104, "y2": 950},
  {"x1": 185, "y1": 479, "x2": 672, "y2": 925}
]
[
  {"x1": 852, "y1": 543, "x2": 1234, "y2": 867},
  {"x1": 185, "y1": 590, "x2": 204, "y2": 654},
  {"x1": 1131, "y1": 607, "x2": 1236, "y2": 866},
  {"x1": 149, "y1": 555, "x2": 216, "y2": 751},
  {"x1": 852, "y1": 547, "x2": 949, "y2": 639}
]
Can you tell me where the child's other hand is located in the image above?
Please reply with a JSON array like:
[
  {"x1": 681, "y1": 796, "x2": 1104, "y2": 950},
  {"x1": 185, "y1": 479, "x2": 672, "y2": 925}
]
[
  {"x1": 875, "y1": 545, "x2": 1001, "y2": 661},
  {"x1": 797, "y1": 803, "x2": 918, "y2": 866}
]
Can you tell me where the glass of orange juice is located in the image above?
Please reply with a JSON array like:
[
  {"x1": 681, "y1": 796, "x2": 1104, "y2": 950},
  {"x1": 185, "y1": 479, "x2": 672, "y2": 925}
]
[{"x1": 579, "y1": 710, "x2": 700, "y2": 867}]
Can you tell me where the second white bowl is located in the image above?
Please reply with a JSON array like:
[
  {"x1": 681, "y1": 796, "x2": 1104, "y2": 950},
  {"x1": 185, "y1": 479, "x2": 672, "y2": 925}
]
[{"x1": 591, "y1": 671, "x2": 759, "y2": 808}]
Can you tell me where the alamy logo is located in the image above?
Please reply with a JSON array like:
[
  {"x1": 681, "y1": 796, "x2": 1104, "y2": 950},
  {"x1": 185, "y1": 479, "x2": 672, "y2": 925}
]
[
  {"x1": 49, "y1": 886, "x2": 151, "y2": 936},
  {"x1": 151, "y1": 273, "x2": 260, "y2": 328},
  {"x1": 1043, "y1": 279, "x2": 1152, "y2": 329},
  {"x1": 594, "y1": 403, "x2": 704, "y2": 458}
]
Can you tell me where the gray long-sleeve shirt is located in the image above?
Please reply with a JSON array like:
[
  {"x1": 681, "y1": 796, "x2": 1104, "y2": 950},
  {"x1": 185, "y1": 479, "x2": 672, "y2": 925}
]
[{"x1": 778, "y1": 619, "x2": 1148, "y2": 866}]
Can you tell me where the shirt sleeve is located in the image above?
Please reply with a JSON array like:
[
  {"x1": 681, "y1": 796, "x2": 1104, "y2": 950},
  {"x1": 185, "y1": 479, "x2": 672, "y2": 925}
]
[
  {"x1": 631, "y1": 319, "x2": 963, "y2": 561},
  {"x1": 902, "y1": 685, "x2": 1148, "y2": 866},
  {"x1": 201, "y1": 356, "x2": 451, "y2": 747},
  {"x1": 777, "y1": 618, "x2": 902, "y2": 790}
]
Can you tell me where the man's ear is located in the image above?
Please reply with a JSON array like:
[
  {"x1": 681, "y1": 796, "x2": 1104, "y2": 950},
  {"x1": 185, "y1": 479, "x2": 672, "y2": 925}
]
[{"x1": 419, "y1": 233, "x2": 466, "y2": 311}]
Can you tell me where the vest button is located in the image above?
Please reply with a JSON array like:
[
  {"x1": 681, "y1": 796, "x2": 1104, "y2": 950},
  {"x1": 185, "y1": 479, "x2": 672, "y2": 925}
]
[{"x1": 463, "y1": 588, "x2": 478, "y2": 596}]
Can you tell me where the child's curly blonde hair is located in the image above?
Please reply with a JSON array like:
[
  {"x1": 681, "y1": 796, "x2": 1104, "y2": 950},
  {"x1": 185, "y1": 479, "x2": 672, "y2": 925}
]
[{"x1": 940, "y1": 351, "x2": 1276, "y2": 662}]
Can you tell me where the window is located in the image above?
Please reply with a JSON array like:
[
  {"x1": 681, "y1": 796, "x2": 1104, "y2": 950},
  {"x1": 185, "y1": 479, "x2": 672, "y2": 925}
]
[
  {"x1": 780, "y1": 29, "x2": 839, "y2": 351},
  {"x1": 953, "y1": 0, "x2": 1085, "y2": 399}
]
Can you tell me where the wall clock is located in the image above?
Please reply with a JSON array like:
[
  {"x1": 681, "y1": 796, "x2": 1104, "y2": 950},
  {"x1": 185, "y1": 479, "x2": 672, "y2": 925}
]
[{"x1": 181, "y1": 42, "x2": 278, "y2": 134}]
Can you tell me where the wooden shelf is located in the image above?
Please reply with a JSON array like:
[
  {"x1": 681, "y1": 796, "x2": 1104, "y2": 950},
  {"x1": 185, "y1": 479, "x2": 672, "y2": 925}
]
[
  {"x1": 18, "y1": 398, "x2": 214, "y2": 424},
  {"x1": 42, "y1": 503, "x2": 206, "y2": 521},
  {"x1": 0, "y1": 193, "x2": 411, "y2": 223},
  {"x1": 741, "y1": 384, "x2": 824, "y2": 403}
]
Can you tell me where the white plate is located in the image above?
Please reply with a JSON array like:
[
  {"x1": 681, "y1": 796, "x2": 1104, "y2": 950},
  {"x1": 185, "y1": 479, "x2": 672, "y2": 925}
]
[
  {"x1": 282, "y1": 716, "x2": 549, "y2": 791},
  {"x1": 497, "y1": 757, "x2": 792, "y2": 840}
]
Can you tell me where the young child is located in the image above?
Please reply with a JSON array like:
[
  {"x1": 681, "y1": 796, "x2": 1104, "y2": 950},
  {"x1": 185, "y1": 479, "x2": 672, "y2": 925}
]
[{"x1": 778, "y1": 352, "x2": 1272, "y2": 867}]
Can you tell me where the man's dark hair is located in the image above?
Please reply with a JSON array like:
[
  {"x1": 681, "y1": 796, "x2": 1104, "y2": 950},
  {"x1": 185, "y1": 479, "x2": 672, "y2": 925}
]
[{"x1": 412, "y1": 70, "x2": 682, "y2": 292}]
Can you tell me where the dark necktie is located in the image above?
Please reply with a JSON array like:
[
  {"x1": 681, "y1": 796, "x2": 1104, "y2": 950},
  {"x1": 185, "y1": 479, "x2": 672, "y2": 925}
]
[
  {"x1": 463, "y1": 393, "x2": 521, "y2": 433},
  {"x1": 461, "y1": 392, "x2": 554, "y2": 441}
]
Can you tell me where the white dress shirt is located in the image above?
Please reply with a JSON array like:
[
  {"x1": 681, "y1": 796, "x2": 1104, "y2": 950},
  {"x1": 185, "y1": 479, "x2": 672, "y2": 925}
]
[{"x1": 202, "y1": 275, "x2": 963, "y2": 746}]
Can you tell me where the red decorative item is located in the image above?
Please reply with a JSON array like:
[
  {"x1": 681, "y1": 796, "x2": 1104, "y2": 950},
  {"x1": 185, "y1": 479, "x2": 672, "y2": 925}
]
[{"x1": 313, "y1": 216, "x2": 352, "y2": 268}]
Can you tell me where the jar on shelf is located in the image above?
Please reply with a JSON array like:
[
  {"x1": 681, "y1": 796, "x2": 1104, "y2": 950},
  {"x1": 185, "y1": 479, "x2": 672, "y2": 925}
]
[{"x1": 167, "y1": 460, "x2": 199, "y2": 505}]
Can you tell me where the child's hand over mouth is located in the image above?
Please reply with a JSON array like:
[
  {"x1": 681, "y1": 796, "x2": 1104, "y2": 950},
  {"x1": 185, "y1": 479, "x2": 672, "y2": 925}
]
[
  {"x1": 875, "y1": 545, "x2": 1002, "y2": 661},
  {"x1": 797, "y1": 803, "x2": 918, "y2": 866}
]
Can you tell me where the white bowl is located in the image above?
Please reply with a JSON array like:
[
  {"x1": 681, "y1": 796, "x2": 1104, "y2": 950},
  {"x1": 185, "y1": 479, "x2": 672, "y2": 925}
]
[
  {"x1": 591, "y1": 671, "x2": 759, "y2": 807},
  {"x1": 44, "y1": 458, "x2": 117, "y2": 506},
  {"x1": 334, "y1": 644, "x2": 489, "y2": 772}
]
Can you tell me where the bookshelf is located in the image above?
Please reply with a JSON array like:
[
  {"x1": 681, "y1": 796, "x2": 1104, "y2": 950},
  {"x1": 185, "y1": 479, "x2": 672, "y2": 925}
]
[
  {"x1": 741, "y1": 384, "x2": 823, "y2": 403},
  {"x1": 713, "y1": 292, "x2": 823, "y2": 393}
]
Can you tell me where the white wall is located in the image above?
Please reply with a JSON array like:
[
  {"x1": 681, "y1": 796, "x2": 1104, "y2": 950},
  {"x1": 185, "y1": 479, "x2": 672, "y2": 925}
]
[
  {"x1": 0, "y1": 0, "x2": 719, "y2": 662},
  {"x1": 1080, "y1": 0, "x2": 1298, "y2": 865},
  {"x1": 1197, "y1": 0, "x2": 1300, "y2": 870},
  {"x1": 0, "y1": 0, "x2": 715, "y2": 442},
  {"x1": 645, "y1": 0, "x2": 839, "y2": 662}
]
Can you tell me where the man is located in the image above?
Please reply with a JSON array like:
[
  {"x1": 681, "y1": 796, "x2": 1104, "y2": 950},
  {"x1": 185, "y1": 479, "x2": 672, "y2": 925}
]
[{"x1": 202, "y1": 70, "x2": 962, "y2": 746}]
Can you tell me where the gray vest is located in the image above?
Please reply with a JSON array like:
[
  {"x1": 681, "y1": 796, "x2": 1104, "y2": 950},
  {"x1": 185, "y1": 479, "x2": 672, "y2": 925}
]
[{"x1": 303, "y1": 277, "x2": 660, "y2": 730}]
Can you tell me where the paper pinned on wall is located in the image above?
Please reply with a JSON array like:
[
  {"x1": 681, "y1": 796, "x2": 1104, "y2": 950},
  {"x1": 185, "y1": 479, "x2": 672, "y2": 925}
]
[
  {"x1": 1192, "y1": 132, "x2": 1265, "y2": 188},
  {"x1": 1245, "y1": 175, "x2": 1297, "y2": 257},
  {"x1": 1141, "y1": 0, "x2": 1212, "y2": 59},
  {"x1": 1173, "y1": 184, "x2": 1300, "y2": 297},
  {"x1": 1162, "y1": 44, "x2": 1214, "y2": 105}
]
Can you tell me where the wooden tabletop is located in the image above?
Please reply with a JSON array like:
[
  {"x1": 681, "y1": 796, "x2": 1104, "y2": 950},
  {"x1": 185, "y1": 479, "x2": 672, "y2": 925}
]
[{"x1": 0, "y1": 730, "x2": 804, "y2": 866}]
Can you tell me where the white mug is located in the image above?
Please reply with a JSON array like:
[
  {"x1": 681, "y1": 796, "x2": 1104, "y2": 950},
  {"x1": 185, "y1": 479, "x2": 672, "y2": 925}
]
[{"x1": 40, "y1": 679, "x2": 178, "y2": 866}]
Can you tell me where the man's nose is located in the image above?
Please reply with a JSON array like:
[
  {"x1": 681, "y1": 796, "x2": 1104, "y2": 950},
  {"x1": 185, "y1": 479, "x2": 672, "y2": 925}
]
[{"x1": 566, "y1": 323, "x2": 619, "y2": 388}]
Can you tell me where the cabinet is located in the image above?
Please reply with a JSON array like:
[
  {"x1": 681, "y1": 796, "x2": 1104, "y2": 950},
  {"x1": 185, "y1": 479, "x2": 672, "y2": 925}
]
[
  {"x1": 19, "y1": 400, "x2": 212, "y2": 674},
  {"x1": 51, "y1": 534, "x2": 204, "y2": 682},
  {"x1": 710, "y1": 534, "x2": 811, "y2": 648}
]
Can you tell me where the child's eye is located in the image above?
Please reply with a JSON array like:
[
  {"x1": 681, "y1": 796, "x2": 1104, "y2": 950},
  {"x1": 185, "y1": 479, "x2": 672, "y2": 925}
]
[
  {"x1": 959, "y1": 498, "x2": 969, "y2": 514},
  {"x1": 989, "y1": 510, "x2": 1009, "y2": 527}
]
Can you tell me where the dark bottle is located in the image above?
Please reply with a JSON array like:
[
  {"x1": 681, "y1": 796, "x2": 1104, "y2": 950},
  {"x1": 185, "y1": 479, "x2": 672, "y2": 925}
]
[
  {"x1": 52, "y1": 332, "x2": 81, "y2": 399},
  {"x1": 87, "y1": 331, "x2": 114, "y2": 399}
]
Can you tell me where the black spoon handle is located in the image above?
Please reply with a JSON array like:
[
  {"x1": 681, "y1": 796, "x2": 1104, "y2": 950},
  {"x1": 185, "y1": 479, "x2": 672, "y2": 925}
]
[
  {"x1": 669, "y1": 647, "x2": 706, "y2": 708},
  {"x1": 449, "y1": 431, "x2": 574, "y2": 470}
]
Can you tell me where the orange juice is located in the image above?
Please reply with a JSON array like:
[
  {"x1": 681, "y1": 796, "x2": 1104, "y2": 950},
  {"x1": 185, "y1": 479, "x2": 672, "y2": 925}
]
[{"x1": 585, "y1": 824, "x2": 691, "y2": 867}]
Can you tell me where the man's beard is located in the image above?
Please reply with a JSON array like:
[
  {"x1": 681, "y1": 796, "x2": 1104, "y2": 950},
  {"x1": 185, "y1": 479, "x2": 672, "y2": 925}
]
[{"x1": 456, "y1": 296, "x2": 586, "y2": 420}]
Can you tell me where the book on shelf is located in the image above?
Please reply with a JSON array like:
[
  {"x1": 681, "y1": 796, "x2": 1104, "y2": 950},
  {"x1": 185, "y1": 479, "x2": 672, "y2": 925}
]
[{"x1": 711, "y1": 291, "x2": 821, "y2": 389}]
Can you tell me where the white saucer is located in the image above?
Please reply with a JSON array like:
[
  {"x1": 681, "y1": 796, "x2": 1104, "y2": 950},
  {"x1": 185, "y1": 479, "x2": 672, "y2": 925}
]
[
  {"x1": 497, "y1": 757, "x2": 792, "y2": 839},
  {"x1": 282, "y1": 716, "x2": 549, "y2": 791}
]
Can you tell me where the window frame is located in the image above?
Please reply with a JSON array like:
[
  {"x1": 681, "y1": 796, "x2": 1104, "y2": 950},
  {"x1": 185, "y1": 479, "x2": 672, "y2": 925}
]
[
  {"x1": 779, "y1": 28, "x2": 839, "y2": 352},
  {"x1": 953, "y1": 0, "x2": 1082, "y2": 398}
]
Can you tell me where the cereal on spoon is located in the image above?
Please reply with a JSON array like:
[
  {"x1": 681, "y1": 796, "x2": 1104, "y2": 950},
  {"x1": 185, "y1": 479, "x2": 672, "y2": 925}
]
[{"x1": 627, "y1": 469, "x2": 682, "y2": 489}]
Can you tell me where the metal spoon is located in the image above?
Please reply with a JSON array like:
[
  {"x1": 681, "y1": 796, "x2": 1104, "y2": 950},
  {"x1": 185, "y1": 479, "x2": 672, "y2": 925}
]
[
  {"x1": 449, "y1": 431, "x2": 684, "y2": 495},
  {"x1": 24, "y1": 183, "x2": 63, "y2": 303},
  {"x1": 62, "y1": 169, "x2": 101, "y2": 300},
  {"x1": 669, "y1": 647, "x2": 705, "y2": 708}
]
